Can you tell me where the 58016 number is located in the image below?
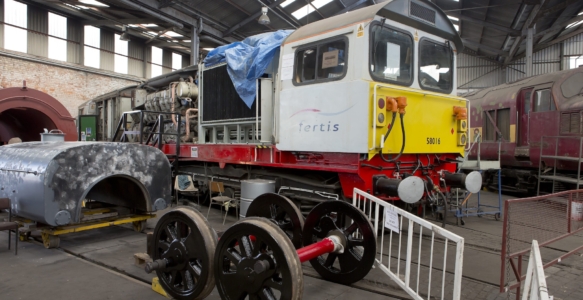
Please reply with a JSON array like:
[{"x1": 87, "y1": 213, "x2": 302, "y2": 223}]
[{"x1": 427, "y1": 137, "x2": 440, "y2": 145}]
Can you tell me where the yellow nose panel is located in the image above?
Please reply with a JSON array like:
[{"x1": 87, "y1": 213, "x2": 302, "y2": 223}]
[{"x1": 368, "y1": 83, "x2": 467, "y2": 159}]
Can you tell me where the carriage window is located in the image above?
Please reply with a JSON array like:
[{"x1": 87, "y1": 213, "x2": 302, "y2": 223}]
[
  {"x1": 294, "y1": 38, "x2": 347, "y2": 84},
  {"x1": 370, "y1": 24, "x2": 413, "y2": 85},
  {"x1": 533, "y1": 89, "x2": 556, "y2": 112},
  {"x1": 419, "y1": 39, "x2": 453, "y2": 93}
]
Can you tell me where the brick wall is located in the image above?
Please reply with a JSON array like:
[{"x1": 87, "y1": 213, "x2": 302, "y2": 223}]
[{"x1": 0, "y1": 54, "x2": 141, "y2": 118}]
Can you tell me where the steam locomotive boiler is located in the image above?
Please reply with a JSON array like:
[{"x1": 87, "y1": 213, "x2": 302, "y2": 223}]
[{"x1": 81, "y1": 0, "x2": 481, "y2": 213}]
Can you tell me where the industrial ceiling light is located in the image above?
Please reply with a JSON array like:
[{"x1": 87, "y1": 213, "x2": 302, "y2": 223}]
[
  {"x1": 120, "y1": 25, "x2": 131, "y2": 41},
  {"x1": 258, "y1": 6, "x2": 270, "y2": 25}
]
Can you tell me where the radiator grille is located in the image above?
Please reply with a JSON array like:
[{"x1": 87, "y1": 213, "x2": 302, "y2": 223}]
[
  {"x1": 560, "y1": 112, "x2": 582, "y2": 134},
  {"x1": 410, "y1": 2, "x2": 436, "y2": 25},
  {"x1": 201, "y1": 65, "x2": 259, "y2": 122}
]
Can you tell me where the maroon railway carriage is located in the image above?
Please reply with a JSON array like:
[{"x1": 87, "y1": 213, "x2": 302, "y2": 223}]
[{"x1": 466, "y1": 67, "x2": 583, "y2": 194}]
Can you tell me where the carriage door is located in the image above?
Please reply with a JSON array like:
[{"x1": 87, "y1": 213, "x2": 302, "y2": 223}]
[{"x1": 516, "y1": 88, "x2": 533, "y2": 151}]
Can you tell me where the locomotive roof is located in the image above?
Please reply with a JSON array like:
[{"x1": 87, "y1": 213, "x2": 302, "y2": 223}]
[
  {"x1": 466, "y1": 68, "x2": 583, "y2": 110},
  {"x1": 283, "y1": 0, "x2": 463, "y2": 52}
]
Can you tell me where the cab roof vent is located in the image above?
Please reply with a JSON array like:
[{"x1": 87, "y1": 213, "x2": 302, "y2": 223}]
[{"x1": 410, "y1": 2, "x2": 436, "y2": 25}]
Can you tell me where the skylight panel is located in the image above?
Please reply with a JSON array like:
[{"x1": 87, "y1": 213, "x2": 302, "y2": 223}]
[
  {"x1": 141, "y1": 24, "x2": 158, "y2": 27},
  {"x1": 292, "y1": 0, "x2": 334, "y2": 19},
  {"x1": 280, "y1": 0, "x2": 296, "y2": 8},
  {"x1": 79, "y1": 0, "x2": 109, "y2": 7},
  {"x1": 447, "y1": 15, "x2": 459, "y2": 22},
  {"x1": 566, "y1": 12, "x2": 583, "y2": 29},
  {"x1": 165, "y1": 31, "x2": 183, "y2": 37}
]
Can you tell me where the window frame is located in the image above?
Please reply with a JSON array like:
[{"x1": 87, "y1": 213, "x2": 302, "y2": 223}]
[
  {"x1": 532, "y1": 88, "x2": 556, "y2": 113},
  {"x1": 368, "y1": 21, "x2": 415, "y2": 87},
  {"x1": 292, "y1": 35, "x2": 349, "y2": 86},
  {"x1": 417, "y1": 37, "x2": 454, "y2": 94}
]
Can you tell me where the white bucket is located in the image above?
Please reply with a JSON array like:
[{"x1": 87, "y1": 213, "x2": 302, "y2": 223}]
[{"x1": 571, "y1": 201, "x2": 583, "y2": 221}]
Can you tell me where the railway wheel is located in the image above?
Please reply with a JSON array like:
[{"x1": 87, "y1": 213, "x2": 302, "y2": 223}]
[
  {"x1": 303, "y1": 201, "x2": 376, "y2": 285},
  {"x1": 214, "y1": 217, "x2": 303, "y2": 300},
  {"x1": 133, "y1": 220, "x2": 147, "y2": 233},
  {"x1": 149, "y1": 207, "x2": 217, "y2": 300},
  {"x1": 246, "y1": 193, "x2": 305, "y2": 249},
  {"x1": 42, "y1": 233, "x2": 60, "y2": 249}
]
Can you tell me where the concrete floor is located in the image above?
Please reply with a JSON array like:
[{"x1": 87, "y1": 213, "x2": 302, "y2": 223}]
[
  {"x1": 0, "y1": 202, "x2": 395, "y2": 300},
  {"x1": 1, "y1": 190, "x2": 582, "y2": 299}
]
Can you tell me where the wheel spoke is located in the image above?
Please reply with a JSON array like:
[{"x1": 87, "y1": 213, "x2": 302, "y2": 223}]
[
  {"x1": 240, "y1": 236, "x2": 253, "y2": 257},
  {"x1": 323, "y1": 253, "x2": 338, "y2": 268},
  {"x1": 347, "y1": 237, "x2": 365, "y2": 247},
  {"x1": 279, "y1": 221, "x2": 293, "y2": 230},
  {"x1": 180, "y1": 271, "x2": 188, "y2": 291},
  {"x1": 345, "y1": 222, "x2": 359, "y2": 235},
  {"x1": 225, "y1": 249, "x2": 242, "y2": 266},
  {"x1": 165, "y1": 224, "x2": 178, "y2": 241},
  {"x1": 338, "y1": 251, "x2": 361, "y2": 272},
  {"x1": 171, "y1": 270, "x2": 178, "y2": 285},
  {"x1": 269, "y1": 204, "x2": 278, "y2": 219},
  {"x1": 312, "y1": 226, "x2": 326, "y2": 239},
  {"x1": 158, "y1": 240, "x2": 170, "y2": 252},
  {"x1": 188, "y1": 262, "x2": 202, "y2": 280},
  {"x1": 260, "y1": 287, "x2": 277, "y2": 300},
  {"x1": 264, "y1": 278, "x2": 283, "y2": 291},
  {"x1": 252, "y1": 236, "x2": 264, "y2": 257}
]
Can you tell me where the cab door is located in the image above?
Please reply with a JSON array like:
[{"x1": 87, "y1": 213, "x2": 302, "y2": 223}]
[{"x1": 515, "y1": 88, "x2": 532, "y2": 157}]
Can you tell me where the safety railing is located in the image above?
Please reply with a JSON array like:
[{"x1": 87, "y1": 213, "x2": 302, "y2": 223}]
[
  {"x1": 352, "y1": 188, "x2": 464, "y2": 300},
  {"x1": 500, "y1": 189, "x2": 583, "y2": 299},
  {"x1": 521, "y1": 240, "x2": 550, "y2": 300}
]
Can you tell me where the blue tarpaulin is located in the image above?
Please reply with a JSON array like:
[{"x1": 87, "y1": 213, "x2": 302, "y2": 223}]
[{"x1": 203, "y1": 30, "x2": 294, "y2": 108}]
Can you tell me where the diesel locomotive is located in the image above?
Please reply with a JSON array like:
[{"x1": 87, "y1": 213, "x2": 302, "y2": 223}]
[
  {"x1": 80, "y1": 0, "x2": 480, "y2": 212},
  {"x1": 467, "y1": 67, "x2": 583, "y2": 194}
]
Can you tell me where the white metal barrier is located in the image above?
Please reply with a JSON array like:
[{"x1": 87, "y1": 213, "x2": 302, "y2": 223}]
[
  {"x1": 352, "y1": 188, "x2": 465, "y2": 300},
  {"x1": 521, "y1": 240, "x2": 550, "y2": 300}
]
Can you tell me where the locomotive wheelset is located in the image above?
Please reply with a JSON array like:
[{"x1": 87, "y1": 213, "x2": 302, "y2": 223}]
[
  {"x1": 145, "y1": 194, "x2": 377, "y2": 300},
  {"x1": 80, "y1": 0, "x2": 482, "y2": 211}
]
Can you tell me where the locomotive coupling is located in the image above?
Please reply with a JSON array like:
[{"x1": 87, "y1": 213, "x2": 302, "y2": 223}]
[
  {"x1": 372, "y1": 175, "x2": 424, "y2": 204},
  {"x1": 443, "y1": 171, "x2": 482, "y2": 193}
]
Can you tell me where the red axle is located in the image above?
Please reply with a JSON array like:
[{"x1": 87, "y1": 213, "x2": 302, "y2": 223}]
[{"x1": 297, "y1": 238, "x2": 336, "y2": 263}]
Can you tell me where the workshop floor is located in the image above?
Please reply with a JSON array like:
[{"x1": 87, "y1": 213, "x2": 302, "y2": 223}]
[
  {"x1": 0, "y1": 202, "x2": 394, "y2": 300},
  {"x1": 1, "y1": 191, "x2": 582, "y2": 299}
]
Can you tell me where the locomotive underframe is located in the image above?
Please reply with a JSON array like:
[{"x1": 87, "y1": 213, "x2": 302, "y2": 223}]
[{"x1": 165, "y1": 143, "x2": 459, "y2": 213}]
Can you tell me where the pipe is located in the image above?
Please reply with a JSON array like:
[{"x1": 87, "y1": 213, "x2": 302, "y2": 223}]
[
  {"x1": 115, "y1": 0, "x2": 184, "y2": 29},
  {"x1": 200, "y1": 35, "x2": 227, "y2": 46},
  {"x1": 171, "y1": 83, "x2": 178, "y2": 127}
]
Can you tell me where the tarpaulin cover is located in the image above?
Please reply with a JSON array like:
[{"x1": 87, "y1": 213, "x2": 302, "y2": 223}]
[{"x1": 203, "y1": 30, "x2": 294, "y2": 108}]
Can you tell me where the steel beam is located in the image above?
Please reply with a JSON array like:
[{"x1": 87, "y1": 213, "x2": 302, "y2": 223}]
[
  {"x1": 525, "y1": 27, "x2": 533, "y2": 77},
  {"x1": 115, "y1": 0, "x2": 184, "y2": 29},
  {"x1": 447, "y1": 12, "x2": 521, "y2": 36},
  {"x1": 334, "y1": 0, "x2": 367, "y2": 16},
  {"x1": 191, "y1": 24, "x2": 200, "y2": 65},
  {"x1": 82, "y1": 18, "x2": 160, "y2": 26},
  {"x1": 504, "y1": 1, "x2": 546, "y2": 64},
  {"x1": 462, "y1": 39, "x2": 509, "y2": 56}
]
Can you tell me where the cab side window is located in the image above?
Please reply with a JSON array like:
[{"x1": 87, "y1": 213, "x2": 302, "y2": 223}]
[
  {"x1": 533, "y1": 89, "x2": 556, "y2": 112},
  {"x1": 294, "y1": 38, "x2": 347, "y2": 84}
]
